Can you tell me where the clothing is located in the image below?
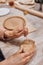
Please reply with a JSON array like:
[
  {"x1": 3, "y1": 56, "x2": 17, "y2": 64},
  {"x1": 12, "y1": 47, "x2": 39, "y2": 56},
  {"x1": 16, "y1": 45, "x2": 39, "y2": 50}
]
[
  {"x1": 35, "y1": 0, "x2": 43, "y2": 3},
  {"x1": 0, "y1": 49, "x2": 5, "y2": 62},
  {"x1": 39, "y1": 0, "x2": 43, "y2": 3}
]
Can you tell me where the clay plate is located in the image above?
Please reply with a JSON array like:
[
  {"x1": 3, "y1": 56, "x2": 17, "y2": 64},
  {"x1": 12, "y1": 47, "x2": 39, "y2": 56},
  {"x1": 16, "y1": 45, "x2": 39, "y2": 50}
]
[
  {"x1": 3, "y1": 16, "x2": 26, "y2": 31},
  {"x1": 20, "y1": 39, "x2": 35, "y2": 53}
]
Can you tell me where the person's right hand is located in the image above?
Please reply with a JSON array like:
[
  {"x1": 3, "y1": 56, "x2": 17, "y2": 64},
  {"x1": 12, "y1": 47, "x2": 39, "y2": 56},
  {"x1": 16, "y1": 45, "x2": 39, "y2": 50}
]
[{"x1": 1, "y1": 48, "x2": 35, "y2": 65}]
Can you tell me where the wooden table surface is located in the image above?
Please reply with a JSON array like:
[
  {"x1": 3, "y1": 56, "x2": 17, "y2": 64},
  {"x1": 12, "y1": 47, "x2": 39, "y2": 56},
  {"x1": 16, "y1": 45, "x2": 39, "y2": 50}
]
[{"x1": 0, "y1": 3, "x2": 43, "y2": 65}]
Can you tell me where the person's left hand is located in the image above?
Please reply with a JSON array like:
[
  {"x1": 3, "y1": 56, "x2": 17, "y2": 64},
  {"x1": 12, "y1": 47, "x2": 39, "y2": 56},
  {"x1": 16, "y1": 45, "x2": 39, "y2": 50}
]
[
  {"x1": 0, "y1": 24, "x2": 28, "y2": 40},
  {"x1": 4, "y1": 27, "x2": 28, "y2": 40},
  {"x1": 1, "y1": 47, "x2": 35, "y2": 65}
]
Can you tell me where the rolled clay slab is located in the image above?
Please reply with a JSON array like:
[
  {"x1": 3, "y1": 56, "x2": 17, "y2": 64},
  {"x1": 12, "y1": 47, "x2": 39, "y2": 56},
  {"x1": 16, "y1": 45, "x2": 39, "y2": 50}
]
[
  {"x1": 3, "y1": 16, "x2": 36, "y2": 34},
  {"x1": 20, "y1": 39, "x2": 35, "y2": 52},
  {"x1": 3, "y1": 16, "x2": 26, "y2": 31}
]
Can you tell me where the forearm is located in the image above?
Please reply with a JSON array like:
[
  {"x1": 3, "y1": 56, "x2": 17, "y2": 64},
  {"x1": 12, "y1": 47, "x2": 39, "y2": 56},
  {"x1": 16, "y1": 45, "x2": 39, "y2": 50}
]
[
  {"x1": 0, "y1": 62, "x2": 2, "y2": 65},
  {"x1": 0, "y1": 60, "x2": 8, "y2": 65},
  {"x1": 0, "y1": 59, "x2": 15, "y2": 65}
]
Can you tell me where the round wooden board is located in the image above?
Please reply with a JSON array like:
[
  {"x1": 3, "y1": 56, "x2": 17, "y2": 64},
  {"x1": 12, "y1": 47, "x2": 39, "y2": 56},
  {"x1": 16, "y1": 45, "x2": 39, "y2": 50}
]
[
  {"x1": 20, "y1": 39, "x2": 35, "y2": 52},
  {"x1": 3, "y1": 16, "x2": 26, "y2": 31}
]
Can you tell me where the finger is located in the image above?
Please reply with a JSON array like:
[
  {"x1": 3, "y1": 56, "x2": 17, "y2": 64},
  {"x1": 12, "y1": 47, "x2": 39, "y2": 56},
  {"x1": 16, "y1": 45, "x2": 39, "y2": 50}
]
[
  {"x1": 4, "y1": 30, "x2": 14, "y2": 40},
  {"x1": 5, "y1": 29, "x2": 23, "y2": 39},
  {"x1": 16, "y1": 47, "x2": 23, "y2": 54},
  {"x1": 22, "y1": 53, "x2": 34, "y2": 65},
  {"x1": 15, "y1": 27, "x2": 28, "y2": 37},
  {"x1": 23, "y1": 27, "x2": 28, "y2": 36},
  {"x1": 17, "y1": 26, "x2": 24, "y2": 33},
  {"x1": 16, "y1": 48, "x2": 35, "y2": 59},
  {"x1": 22, "y1": 48, "x2": 35, "y2": 58},
  {"x1": 4, "y1": 30, "x2": 13, "y2": 37},
  {"x1": 14, "y1": 30, "x2": 24, "y2": 38}
]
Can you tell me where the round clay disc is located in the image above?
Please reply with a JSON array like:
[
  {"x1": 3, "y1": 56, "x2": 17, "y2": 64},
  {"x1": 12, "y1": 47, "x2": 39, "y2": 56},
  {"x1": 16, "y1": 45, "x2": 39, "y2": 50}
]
[
  {"x1": 3, "y1": 16, "x2": 25, "y2": 31},
  {"x1": 21, "y1": 39, "x2": 35, "y2": 52}
]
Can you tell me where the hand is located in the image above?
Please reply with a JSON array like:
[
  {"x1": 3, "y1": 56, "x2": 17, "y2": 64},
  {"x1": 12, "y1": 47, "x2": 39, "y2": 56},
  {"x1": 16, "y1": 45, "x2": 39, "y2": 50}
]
[
  {"x1": 4, "y1": 27, "x2": 28, "y2": 40},
  {"x1": 0, "y1": 27, "x2": 28, "y2": 40},
  {"x1": 2, "y1": 48, "x2": 34, "y2": 65},
  {"x1": 0, "y1": 29, "x2": 5, "y2": 40}
]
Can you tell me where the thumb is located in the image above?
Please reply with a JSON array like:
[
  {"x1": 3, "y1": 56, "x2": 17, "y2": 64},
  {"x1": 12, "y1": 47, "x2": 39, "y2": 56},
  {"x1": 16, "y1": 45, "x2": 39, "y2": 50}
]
[
  {"x1": 23, "y1": 27, "x2": 28, "y2": 36},
  {"x1": 17, "y1": 47, "x2": 23, "y2": 54}
]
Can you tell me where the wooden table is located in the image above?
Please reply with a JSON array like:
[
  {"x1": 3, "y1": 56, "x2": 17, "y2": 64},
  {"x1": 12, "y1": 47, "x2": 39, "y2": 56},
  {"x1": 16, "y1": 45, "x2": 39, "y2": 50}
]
[{"x1": 0, "y1": 4, "x2": 43, "y2": 65}]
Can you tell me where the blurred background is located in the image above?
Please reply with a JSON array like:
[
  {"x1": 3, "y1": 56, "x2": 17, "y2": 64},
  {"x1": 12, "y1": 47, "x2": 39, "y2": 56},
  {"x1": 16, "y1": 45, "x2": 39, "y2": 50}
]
[{"x1": 35, "y1": 0, "x2": 43, "y2": 12}]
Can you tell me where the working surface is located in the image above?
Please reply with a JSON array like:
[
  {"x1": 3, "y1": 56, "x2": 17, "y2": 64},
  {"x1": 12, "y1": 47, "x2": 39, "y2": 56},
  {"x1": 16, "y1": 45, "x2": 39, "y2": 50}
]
[{"x1": 0, "y1": 3, "x2": 43, "y2": 65}]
